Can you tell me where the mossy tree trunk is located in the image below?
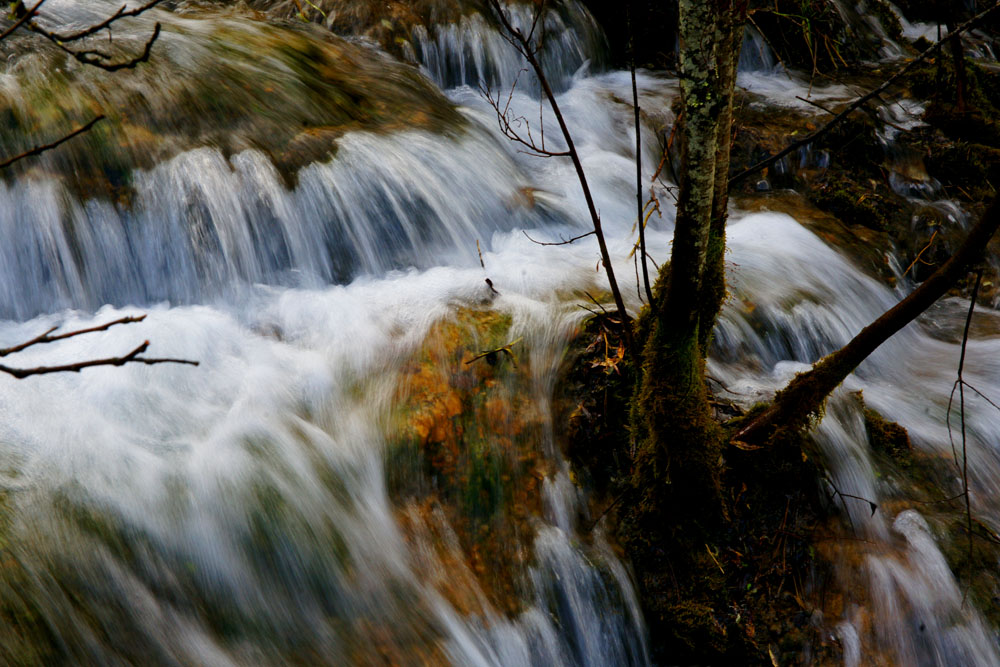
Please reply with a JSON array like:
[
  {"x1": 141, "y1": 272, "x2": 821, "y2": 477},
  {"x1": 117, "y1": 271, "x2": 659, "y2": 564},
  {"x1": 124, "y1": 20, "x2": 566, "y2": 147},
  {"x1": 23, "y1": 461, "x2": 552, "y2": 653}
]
[
  {"x1": 698, "y1": 8, "x2": 744, "y2": 357},
  {"x1": 632, "y1": 0, "x2": 747, "y2": 528}
]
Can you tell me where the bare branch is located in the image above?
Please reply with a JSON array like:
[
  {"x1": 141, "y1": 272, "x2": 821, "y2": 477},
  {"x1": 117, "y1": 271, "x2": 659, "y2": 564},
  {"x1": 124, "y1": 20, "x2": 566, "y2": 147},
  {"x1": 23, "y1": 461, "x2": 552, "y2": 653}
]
[
  {"x1": 0, "y1": 314, "x2": 144, "y2": 357},
  {"x1": 481, "y1": 82, "x2": 571, "y2": 157},
  {"x1": 522, "y1": 229, "x2": 595, "y2": 246},
  {"x1": 0, "y1": 0, "x2": 45, "y2": 42},
  {"x1": 0, "y1": 115, "x2": 104, "y2": 170},
  {"x1": 485, "y1": 0, "x2": 633, "y2": 354},
  {"x1": 32, "y1": 0, "x2": 164, "y2": 42},
  {"x1": 0, "y1": 314, "x2": 198, "y2": 378},
  {"x1": 30, "y1": 21, "x2": 162, "y2": 72},
  {"x1": 0, "y1": 340, "x2": 198, "y2": 379}
]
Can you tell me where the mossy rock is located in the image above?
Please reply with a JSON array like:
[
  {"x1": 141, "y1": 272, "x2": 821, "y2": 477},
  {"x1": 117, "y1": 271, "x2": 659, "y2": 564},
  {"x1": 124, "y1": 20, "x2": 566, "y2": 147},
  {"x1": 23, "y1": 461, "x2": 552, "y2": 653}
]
[
  {"x1": 809, "y1": 175, "x2": 900, "y2": 232},
  {"x1": 386, "y1": 307, "x2": 550, "y2": 616},
  {"x1": 1, "y1": 10, "x2": 463, "y2": 201},
  {"x1": 864, "y1": 407, "x2": 912, "y2": 466}
]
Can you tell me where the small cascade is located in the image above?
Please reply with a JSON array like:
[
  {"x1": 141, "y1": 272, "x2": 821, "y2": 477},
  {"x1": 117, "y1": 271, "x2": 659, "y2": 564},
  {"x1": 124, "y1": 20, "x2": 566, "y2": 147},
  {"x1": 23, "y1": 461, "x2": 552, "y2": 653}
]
[
  {"x1": 737, "y1": 26, "x2": 780, "y2": 74},
  {"x1": 4, "y1": 0, "x2": 1000, "y2": 664},
  {"x1": 0, "y1": 5, "x2": 657, "y2": 660},
  {"x1": 709, "y1": 213, "x2": 1000, "y2": 665},
  {"x1": 0, "y1": 127, "x2": 545, "y2": 320},
  {"x1": 887, "y1": 2, "x2": 942, "y2": 44},
  {"x1": 409, "y1": 1, "x2": 605, "y2": 93}
]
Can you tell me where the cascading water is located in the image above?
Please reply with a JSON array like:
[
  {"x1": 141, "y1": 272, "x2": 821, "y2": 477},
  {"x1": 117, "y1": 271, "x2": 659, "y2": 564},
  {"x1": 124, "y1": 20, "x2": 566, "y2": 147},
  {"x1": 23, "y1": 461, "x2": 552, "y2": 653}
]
[
  {"x1": 0, "y1": 1, "x2": 653, "y2": 664},
  {"x1": 3, "y1": 0, "x2": 1000, "y2": 665},
  {"x1": 409, "y1": 2, "x2": 605, "y2": 93}
]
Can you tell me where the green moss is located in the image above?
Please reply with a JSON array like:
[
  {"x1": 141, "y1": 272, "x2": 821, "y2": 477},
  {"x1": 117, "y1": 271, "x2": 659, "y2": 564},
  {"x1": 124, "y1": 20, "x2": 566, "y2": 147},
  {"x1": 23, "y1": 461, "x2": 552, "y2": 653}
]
[
  {"x1": 863, "y1": 407, "x2": 912, "y2": 466},
  {"x1": 810, "y1": 177, "x2": 898, "y2": 231},
  {"x1": 925, "y1": 141, "x2": 1000, "y2": 202},
  {"x1": 385, "y1": 307, "x2": 551, "y2": 615},
  {"x1": 1, "y1": 16, "x2": 464, "y2": 203}
]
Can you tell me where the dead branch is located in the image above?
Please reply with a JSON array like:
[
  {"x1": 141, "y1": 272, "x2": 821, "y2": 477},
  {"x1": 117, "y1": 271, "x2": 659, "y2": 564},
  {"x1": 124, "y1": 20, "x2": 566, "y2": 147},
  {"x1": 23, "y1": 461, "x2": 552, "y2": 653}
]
[
  {"x1": 0, "y1": 314, "x2": 144, "y2": 357},
  {"x1": 466, "y1": 337, "x2": 522, "y2": 366},
  {"x1": 0, "y1": 0, "x2": 45, "y2": 41},
  {"x1": 485, "y1": 0, "x2": 633, "y2": 354},
  {"x1": 730, "y1": 1, "x2": 1000, "y2": 187},
  {"x1": 9, "y1": 0, "x2": 164, "y2": 72},
  {"x1": 522, "y1": 229, "x2": 595, "y2": 246},
  {"x1": 29, "y1": 21, "x2": 162, "y2": 71},
  {"x1": 0, "y1": 315, "x2": 198, "y2": 379},
  {"x1": 481, "y1": 81, "x2": 571, "y2": 157},
  {"x1": 28, "y1": 0, "x2": 164, "y2": 42},
  {"x1": 0, "y1": 115, "x2": 105, "y2": 170},
  {"x1": 0, "y1": 341, "x2": 197, "y2": 379},
  {"x1": 735, "y1": 197, "x2": 1000, "y2": 446}
]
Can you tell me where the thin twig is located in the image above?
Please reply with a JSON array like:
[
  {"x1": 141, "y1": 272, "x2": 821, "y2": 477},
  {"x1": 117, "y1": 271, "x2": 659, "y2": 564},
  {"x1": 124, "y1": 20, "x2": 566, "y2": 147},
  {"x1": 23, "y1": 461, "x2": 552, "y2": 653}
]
[
  {"x1": 0, "y1": 115, "x2": 105, "y2": 170},
  {"x1": 957, "y1": 269, "x2": 982, "y2": 604},
  {"x1": 0, "y1": 314, "x2": 144, "y2": 357},
  {"x1": 522, "y1": 229, "x2": 595, "y2": 246},
  {"x1": 903, "y1": 229, "x2": 939, "y2": 277}
]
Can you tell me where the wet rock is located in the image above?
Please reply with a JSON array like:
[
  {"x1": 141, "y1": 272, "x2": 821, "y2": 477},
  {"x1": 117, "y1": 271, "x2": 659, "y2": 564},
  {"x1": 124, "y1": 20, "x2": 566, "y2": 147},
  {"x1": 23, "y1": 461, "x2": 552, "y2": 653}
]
[
  {"x1": 0, "y1": 10, "x2": 462, "y2": 200},
  {"x1": 386, "y1": 307, "x2": 550, "y2": 616}
]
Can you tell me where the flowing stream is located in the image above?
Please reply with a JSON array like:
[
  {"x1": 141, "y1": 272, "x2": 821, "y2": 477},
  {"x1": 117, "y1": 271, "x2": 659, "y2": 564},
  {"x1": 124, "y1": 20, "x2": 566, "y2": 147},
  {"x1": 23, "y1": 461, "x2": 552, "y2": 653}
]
[{"x1": 1, "y1": 1, "x2": 999, "y2": 664}]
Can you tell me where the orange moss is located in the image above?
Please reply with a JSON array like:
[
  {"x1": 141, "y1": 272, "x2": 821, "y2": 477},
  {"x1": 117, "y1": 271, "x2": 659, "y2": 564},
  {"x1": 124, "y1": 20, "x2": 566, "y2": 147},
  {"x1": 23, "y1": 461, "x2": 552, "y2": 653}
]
[{"x1": 385, "y1": 308, "x2": 552, "y2": 617}]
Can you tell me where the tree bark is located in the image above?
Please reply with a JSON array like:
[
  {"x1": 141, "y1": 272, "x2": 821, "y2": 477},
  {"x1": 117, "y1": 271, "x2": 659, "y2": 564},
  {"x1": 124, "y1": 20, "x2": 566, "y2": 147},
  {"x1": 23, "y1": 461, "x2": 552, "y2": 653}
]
[
  {"x1": 698, "y1": 3, "x2": 746, "y2": 357},
  {"x1": 632, "y1": 0, "x2": 742, "y2": 523}
]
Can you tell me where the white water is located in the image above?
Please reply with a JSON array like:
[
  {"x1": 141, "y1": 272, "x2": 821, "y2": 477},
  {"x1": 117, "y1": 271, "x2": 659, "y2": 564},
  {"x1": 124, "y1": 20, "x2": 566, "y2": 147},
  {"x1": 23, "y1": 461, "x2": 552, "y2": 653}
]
[{"x1": 2, "y1": 1, "x2": 1000, "y2": 664}]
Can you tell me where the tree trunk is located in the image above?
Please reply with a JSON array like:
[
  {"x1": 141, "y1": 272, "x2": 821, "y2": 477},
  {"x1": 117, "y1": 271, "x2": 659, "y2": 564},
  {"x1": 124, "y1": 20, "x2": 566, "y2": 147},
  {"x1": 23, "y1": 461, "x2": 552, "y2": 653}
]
[
  {"x1": 632, "y1": 0, "x2": 741, "y2": 525},
  {"x1": 698, "y1": 4, "x2": 746, "y2": 357}
]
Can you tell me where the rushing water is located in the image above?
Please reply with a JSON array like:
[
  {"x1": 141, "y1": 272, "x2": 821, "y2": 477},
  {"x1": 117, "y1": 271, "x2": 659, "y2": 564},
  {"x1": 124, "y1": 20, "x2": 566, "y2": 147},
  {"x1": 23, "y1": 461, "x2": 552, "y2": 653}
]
[{"x1": 1, "y1": 0, "x2": 1000, "y2": 664}]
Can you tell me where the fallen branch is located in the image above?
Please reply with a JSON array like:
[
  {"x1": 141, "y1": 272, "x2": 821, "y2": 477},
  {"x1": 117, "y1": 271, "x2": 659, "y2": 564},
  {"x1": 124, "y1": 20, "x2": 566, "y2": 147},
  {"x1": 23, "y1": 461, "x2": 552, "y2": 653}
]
[
  {"x1": 0, "y1": 315, "x2": 198, "y2": 379},
  {"x1": 735, "y1": 196, "x2": 1000, "y2": 445}
]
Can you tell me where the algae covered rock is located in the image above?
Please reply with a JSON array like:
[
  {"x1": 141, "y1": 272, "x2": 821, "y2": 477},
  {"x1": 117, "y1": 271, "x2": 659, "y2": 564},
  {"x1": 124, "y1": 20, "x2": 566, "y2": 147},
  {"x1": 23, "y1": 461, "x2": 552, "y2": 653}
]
[
  {"x1": 386, "y1": 307, "x2": 552, "y2": 615},
  {"x1": 0, "y1": 6, "x2": 461, "y2": 200}
]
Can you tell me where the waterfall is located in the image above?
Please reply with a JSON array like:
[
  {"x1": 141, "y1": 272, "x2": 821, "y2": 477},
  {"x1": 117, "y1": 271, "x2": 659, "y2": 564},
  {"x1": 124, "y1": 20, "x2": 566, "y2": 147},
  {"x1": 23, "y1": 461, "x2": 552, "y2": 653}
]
[
  {"x1": 2, "y1": 0, "x2": 1000, "y2": 664},
  {"x1": 410, "y1": 1, "x2": 606, "y2": 93}
]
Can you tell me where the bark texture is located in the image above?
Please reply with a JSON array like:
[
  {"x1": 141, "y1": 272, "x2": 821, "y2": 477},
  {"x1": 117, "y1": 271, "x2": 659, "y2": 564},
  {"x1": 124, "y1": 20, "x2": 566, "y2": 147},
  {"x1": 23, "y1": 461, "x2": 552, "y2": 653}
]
[{"x1": 633, "y1": 0, "x2": 746, "y2": 523}]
